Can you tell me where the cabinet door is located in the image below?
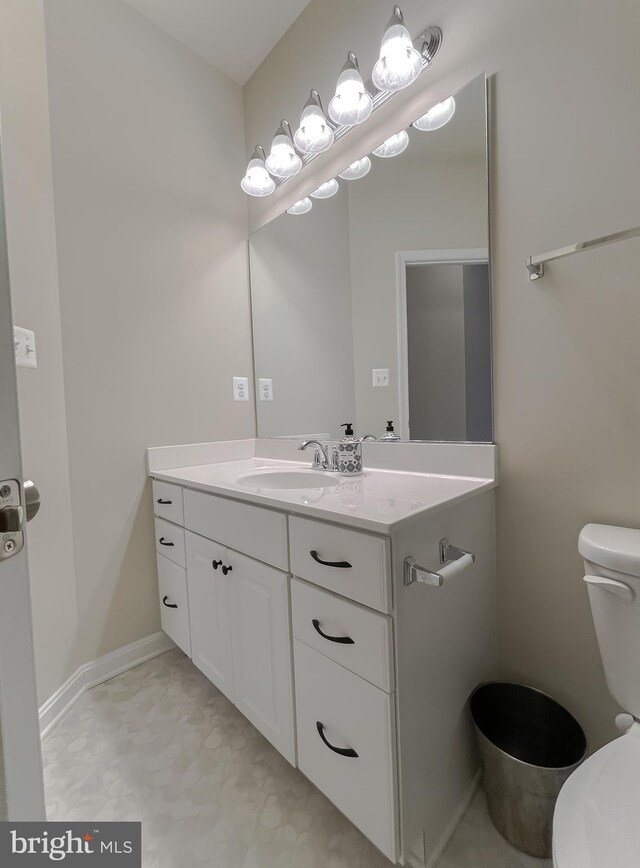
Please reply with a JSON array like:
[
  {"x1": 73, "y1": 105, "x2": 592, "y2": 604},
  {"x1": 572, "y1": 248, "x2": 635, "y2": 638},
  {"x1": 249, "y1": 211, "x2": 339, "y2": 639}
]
[
  {"x1": 228, "y1": 549, "x2": 295, "y2": 764},
  {"x1": 185, "y1": 531, "x2": 234, "y2": 702}
]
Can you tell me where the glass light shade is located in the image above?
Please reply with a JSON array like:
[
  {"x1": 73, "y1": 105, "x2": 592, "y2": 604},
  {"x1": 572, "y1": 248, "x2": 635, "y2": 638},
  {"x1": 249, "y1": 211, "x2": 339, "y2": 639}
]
[
  {"x1": 372, "y1": 129, "x2": 409, "y2": 158},
  {"x1": 240, "y1": 154, "x2": 276, "y2": 197},
  {"x1": 329, "y1": 57, "x2": 373, "y2": 126},
  {"x1": 310, "y1": 178, "x2": 339, "y2": 199},
  {"x1": 294, "y1": 101, "x2": 334, "y2": 155},
  {"x1": 413, "y1": 97, "x2": 456, "y2": 131},
  {"x1": 372, "y1": 10, "x2": 422, "y2": 92},
  {"x1": 287, "y1": 197, "x2": 313, "y2": 215},
  {"x1": 265, "y1": 128, "x2": 302, "y2": 179},
  {"x1": 339, "y1": 156, "x2": 372, "y2": 181}
]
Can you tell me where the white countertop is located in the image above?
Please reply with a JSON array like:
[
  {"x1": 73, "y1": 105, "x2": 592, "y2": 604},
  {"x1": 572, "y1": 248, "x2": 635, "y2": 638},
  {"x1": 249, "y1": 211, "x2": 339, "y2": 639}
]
[{"x1": 150, "y1": 457, "x2": 496, "y2": 533}]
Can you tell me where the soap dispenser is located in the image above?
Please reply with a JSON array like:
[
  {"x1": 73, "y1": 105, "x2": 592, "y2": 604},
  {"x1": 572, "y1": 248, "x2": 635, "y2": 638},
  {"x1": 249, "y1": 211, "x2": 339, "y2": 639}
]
[
  {"x1": 380, "y1": 421, "x2": 401, "y2": 441},
  {"x1": 337, "y1": 423, "x2": 363, "y2": 476}
]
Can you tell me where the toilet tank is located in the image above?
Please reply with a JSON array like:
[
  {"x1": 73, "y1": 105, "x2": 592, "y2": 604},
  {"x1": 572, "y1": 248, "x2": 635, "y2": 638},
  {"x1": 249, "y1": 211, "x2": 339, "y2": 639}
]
[{"x1": 579, "y1": 524, "x2": 640, "y2": 718}]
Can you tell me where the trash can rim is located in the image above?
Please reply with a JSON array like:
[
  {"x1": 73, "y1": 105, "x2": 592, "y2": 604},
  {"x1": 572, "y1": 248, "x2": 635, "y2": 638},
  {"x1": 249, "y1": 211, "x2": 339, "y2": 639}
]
[{"x1": 470, "y1": 680, "x2": 588, "y2": 771}]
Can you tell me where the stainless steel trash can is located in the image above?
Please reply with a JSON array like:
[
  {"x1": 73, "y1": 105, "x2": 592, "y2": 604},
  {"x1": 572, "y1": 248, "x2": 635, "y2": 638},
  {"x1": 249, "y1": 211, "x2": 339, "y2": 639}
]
[{"x1": 470, "y1": 682, "x2": 587, "y2": 858}]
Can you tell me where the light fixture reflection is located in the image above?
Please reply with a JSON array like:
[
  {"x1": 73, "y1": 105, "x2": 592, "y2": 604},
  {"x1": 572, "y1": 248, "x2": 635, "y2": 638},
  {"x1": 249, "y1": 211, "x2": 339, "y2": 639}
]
[
  {"x1": 329, "y1": 52, "x2": 373, "y2": 126},
  {"x1": 372, "y1": 130, "x2": 409, "y2": 158},
  {"x1": 265, "y1": 121, "x2": 302, "y2": 179},
  {"x1": 339, "y1": 156, "x2": 372, "y2": 181},
  {"x1": 294, "y1": 90, "x2": 334, "y2": 154},
  {"x1": 240, "y1": 146, "x2": 276, "y2": 197},
  {"x1": 310, "y1": 178, "x2": 339, "y2": 199},
  {"x1": 372, "y1": 5, "x2": 422, "y2": 93},
  {"x1": 412, "y1": 97, "x2": 456, "y2": 131},
  {"x1": 287, "y1": 197, "x2": 313, "y2": 215}
]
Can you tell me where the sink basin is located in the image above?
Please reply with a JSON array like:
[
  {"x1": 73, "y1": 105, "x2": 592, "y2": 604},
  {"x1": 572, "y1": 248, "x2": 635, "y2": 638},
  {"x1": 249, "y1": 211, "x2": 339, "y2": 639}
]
[{"x1": 237, "y1": 470, "x2": 339, "y2": 490}]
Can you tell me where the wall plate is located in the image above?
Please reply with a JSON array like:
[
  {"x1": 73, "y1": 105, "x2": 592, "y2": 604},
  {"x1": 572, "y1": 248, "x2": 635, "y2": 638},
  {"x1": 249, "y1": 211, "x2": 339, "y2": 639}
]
[{"x1": 14, "y1": 326, "x2": 37, "y2": 369}]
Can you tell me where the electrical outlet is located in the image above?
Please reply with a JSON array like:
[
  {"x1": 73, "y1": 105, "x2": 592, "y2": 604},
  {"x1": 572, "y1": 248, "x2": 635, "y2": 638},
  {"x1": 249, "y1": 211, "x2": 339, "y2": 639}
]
[
  {"x1": 372, "y1": 368, "x2": 389, "y2": 388},
  {"x1": 14, "y1": 326, "x2": 37, "y2": 369},
  {"x1": 258, "y1": 378, "x2": 273, "y2": 401},
  {"x1": 233, "y1": 377, "x2": 249, "y2": 401}
]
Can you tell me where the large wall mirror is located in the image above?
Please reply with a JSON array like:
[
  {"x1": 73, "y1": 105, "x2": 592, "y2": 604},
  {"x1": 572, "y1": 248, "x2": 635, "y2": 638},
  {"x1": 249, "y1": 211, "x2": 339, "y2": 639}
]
[{"x1": 249, "y1": 74, "x2": 491, "y2": 442}]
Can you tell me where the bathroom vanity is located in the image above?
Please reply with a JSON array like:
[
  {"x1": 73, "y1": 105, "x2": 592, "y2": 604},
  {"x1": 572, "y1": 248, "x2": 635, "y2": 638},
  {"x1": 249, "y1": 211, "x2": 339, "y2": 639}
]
[{"x1": 147, "y1": 439, "x2": 497, "y2": 867}]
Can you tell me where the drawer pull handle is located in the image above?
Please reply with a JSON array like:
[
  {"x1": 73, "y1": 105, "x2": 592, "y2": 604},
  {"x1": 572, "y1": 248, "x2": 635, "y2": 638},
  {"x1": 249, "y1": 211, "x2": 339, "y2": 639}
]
[
  {"x1": 162, "y1": 596, "x2": 178, "y2": 609},
  {"x1": 211, "y1": 559, "x2": 222, "y2": 570},
  {"x1": 310, "y1": 550, "x2": 352, "y2": 569},
  {"x1": 316, "y1": 721, "x2": 358, "y2": 758},
  {"x1": 312, "y1": 619, "x2": 354, "y2": 645},
  {"x1": 157, "y1": 498, "x2": 172, "y2": 505},
  {"x1": 221, "y1": 564, "x2": 233, "y2": 576},
  {"x1": 158, "y1": 537, "x2": 174, "y2": 547}
]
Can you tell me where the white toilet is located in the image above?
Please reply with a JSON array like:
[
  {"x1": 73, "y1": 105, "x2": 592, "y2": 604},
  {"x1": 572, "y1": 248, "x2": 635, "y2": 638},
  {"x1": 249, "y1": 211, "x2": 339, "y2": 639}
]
[{"x1": 553, "y1": 524, "x2": 640, "y2": 867}]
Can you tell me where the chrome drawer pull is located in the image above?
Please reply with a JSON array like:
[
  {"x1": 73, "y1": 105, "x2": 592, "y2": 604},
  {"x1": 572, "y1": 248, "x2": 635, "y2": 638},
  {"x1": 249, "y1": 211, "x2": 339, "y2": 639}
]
[
  {"x1": 158, "y1": 537, "x2": 174, "y2": 547},
  {"x1": 310, "y1": 550, "x2": 352, "y2": 569},
  {"x1": 312, "y1": 619, "x2": 354, "y2": 645},
  {"x1": 157, "y1": 498, "x2": 172, "y2": 505},
  {"x1": 162, "y1": 596, "x2": 178, "y2": 609},
  {"x1": 316, "y1": 721, "x2": 358, "y2": 758}
]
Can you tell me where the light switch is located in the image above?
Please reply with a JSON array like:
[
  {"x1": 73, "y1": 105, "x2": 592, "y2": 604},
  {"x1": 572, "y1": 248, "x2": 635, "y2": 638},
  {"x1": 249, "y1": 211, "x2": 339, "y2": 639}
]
[
  {"x1": 372, "y1": 368, "x2": 389, "y2": 388},
  {"x1": 233, "y1": 376, "x2": 249, "y2": 401},
  {"x1": 14, "y1": 326, "x2": 37, "y2": 369},
  {"x1": 259, "y1": 378, "x2": 273, "y2": 401}
]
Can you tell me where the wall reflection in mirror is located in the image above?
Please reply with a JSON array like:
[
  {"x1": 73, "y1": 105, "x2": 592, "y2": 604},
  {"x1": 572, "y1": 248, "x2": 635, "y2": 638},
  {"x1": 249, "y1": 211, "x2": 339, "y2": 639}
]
[{"x1": 249, "y1": 74, "x2": 491, "y2": 443}]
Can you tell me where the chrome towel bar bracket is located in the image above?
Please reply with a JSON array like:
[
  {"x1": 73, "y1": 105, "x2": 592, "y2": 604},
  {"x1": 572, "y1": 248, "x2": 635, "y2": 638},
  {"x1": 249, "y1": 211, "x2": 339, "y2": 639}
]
[
  {"x1": 525, "y1": 224, "x2": 640, "y2": 281},
  {"x1": 404, "y1": 538, "x2": 475, "y2": 588}
]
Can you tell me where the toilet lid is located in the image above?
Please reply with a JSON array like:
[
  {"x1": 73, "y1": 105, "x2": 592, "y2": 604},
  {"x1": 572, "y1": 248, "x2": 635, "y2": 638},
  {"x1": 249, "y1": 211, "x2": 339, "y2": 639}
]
[{"x1": 553, "y1": 725, "x2": 640, "y2": 868}]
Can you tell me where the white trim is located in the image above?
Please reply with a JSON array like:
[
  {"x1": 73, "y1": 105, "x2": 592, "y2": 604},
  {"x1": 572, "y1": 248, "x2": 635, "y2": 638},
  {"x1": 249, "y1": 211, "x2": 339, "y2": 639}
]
[
  {"x1": 396, "y1": 249, "x2": 489, "y2": 441},
  {"x1": 39, "y1": 632, "x2": 175, "y2": 739}
]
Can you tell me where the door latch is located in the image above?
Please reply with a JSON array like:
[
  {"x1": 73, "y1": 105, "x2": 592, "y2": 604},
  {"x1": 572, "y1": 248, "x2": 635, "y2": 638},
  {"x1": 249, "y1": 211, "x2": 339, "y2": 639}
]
[{"x1": 0, "y1": 479, "x2": 25, "y2": 561}]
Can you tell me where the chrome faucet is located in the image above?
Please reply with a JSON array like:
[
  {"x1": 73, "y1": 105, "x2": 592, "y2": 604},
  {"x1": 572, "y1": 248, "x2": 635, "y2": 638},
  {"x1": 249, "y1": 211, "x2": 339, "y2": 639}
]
[{"x1": 298, "y1": 440, "x2": 338, "y2": 471}]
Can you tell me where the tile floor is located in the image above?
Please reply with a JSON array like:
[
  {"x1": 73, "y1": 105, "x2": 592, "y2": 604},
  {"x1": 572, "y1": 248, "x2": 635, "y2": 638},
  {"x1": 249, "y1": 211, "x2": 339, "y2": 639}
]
[{"x1": 43, "y1": 650, "x2": 551, "y2": 868}]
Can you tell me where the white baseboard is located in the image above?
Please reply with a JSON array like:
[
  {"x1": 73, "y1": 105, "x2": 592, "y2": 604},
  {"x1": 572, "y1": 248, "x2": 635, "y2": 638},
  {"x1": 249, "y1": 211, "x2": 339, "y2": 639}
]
[
  {"x1": 39, "y1": 632, "x2": 175, "y2": 739},
  {"x1": 425, "y1": 770, "x2": 481, "y2": 868}
]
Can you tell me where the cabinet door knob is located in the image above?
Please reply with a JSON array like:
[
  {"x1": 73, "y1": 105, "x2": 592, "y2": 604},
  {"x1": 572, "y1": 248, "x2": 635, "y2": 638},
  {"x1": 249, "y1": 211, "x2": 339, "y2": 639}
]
[
  {"x1": 157, "y1": 499, "x2": 172, "y2": 505},
  {"x1": 212, "y1": 559, "x2": 222, "y2": 570},
  {"x1": 312, "y1": 619, "x2": 354, "y2": 645},
  {"x1": 316, "y1": 721, "x2": 358, "y2": 758},
  {"x1": 162, "y1": 596, "x2": 178, "y2": 609},
  {"x1": 310, "y1": 550, "x2": 352, "y2": 569},
  {"x1": 221, "y1": 564, "x2": 233, "y2": 576},
  {"x1": 158, "y1": 537, "x2": 174, "y2": 547}
]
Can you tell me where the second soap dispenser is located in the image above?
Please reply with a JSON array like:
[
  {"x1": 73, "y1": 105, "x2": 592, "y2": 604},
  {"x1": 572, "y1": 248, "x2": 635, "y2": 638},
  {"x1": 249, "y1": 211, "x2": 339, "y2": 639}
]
[{"x1": 337, "y1": 423, "x2": 363, "y2": 475}]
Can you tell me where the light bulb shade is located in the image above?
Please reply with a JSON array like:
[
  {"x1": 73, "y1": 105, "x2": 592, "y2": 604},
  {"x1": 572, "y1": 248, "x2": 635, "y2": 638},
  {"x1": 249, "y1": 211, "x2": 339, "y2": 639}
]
[
  {"x1": 265, "y1": 123, "x2": 302, "y2": 179},
  {"x1": 241, "y1": 149, "x2": 276, "y2": 197},
  {"x1": 287, "y1": 197, "x2": 313, "y2": 215},
  {"x1": 412, "y1": 96, "x2": 456, "y2": 131},
  {"x1": 372, "y1": 129, "x2": 409, "y2": 158},
  {"x1": 339, "y1": 156, "x2": 372, "y2": 181},
  {"x1": 329, "y1": 53, "x2": 373, "y2": 126},
  {"x1": 310, "y1": 178, "x2": 339, "y2": 199},
  {"x1": 294, "y1": 92, "x2": 334, "y2": 154},
  {"x1": 372, "y1": 6, "x2": 422, "y2": 92}
]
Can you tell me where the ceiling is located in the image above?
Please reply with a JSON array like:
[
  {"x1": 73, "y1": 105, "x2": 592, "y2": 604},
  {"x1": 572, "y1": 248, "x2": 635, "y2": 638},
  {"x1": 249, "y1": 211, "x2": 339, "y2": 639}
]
[{"x1": 121, "y1": 0, "x2": 312, "y2": 85}]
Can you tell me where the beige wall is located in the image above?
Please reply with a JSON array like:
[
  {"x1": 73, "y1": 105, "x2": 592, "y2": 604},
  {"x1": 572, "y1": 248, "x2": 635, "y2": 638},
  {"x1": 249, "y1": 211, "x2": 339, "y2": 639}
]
[
  {"x1": 0, "y1": 0, "x2": 80, "y2": 705},
  {"x1": 244, "y1": 0, "x2": 640, "y2": 749}
]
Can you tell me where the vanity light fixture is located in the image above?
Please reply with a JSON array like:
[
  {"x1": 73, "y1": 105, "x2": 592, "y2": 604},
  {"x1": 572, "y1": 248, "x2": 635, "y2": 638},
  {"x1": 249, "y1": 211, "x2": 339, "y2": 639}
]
[
  {"x1": 372, "y1": 129, "x2": 409, "y2": 158},
  {"x1": 287, "y1": 197, "x2": 313, "y2": 215},
  {"x1": 412, "y1": 96, "x2": 456, "y2": 131},
  {"x1": 328, "y1": 52, "x2": 373, "y2": 126},
  {"x1": 372, "y1": 5, "x2": 423, "y2": 92},
  {"x1": 294, "y1": 90, "x2": 335, "y2": 155},
  {"x1": 265, "y1": 121, "x2": 302, "y2": 179},
  {"x1": 338, "y1": 156, "x2": 372, "y2": 181},
  {"x1": 310, "y1": 178, "x2": 339, "y2": 199},
  {"x1": 240, "y1": 146, "x2": 276, "y2": 197}
]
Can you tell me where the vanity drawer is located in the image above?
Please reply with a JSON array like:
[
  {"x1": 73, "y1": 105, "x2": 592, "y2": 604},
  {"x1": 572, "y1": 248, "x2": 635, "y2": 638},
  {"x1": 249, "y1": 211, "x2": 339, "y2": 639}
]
[
  {"x1": 291, "y1": 578, "x2": 394, "y2": 692},
  {"x1": 289, "y1": 516, "x2": 391, "y2": 613},
  {"x1": 157, "y1": 553, "x2": 191, "y2": 657},
  {"x1": 184, "y1": 489, "x2": 288, "y2": 571},
  {"x1": 152, "y1": 480, "x2": 184, "y2": 526},
  {"x1": 154, "y1": 517, "x2": 185, "y2": 567},
  {"x1": 294, "y1": 639, "x2": 397, "y2": 861}
]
